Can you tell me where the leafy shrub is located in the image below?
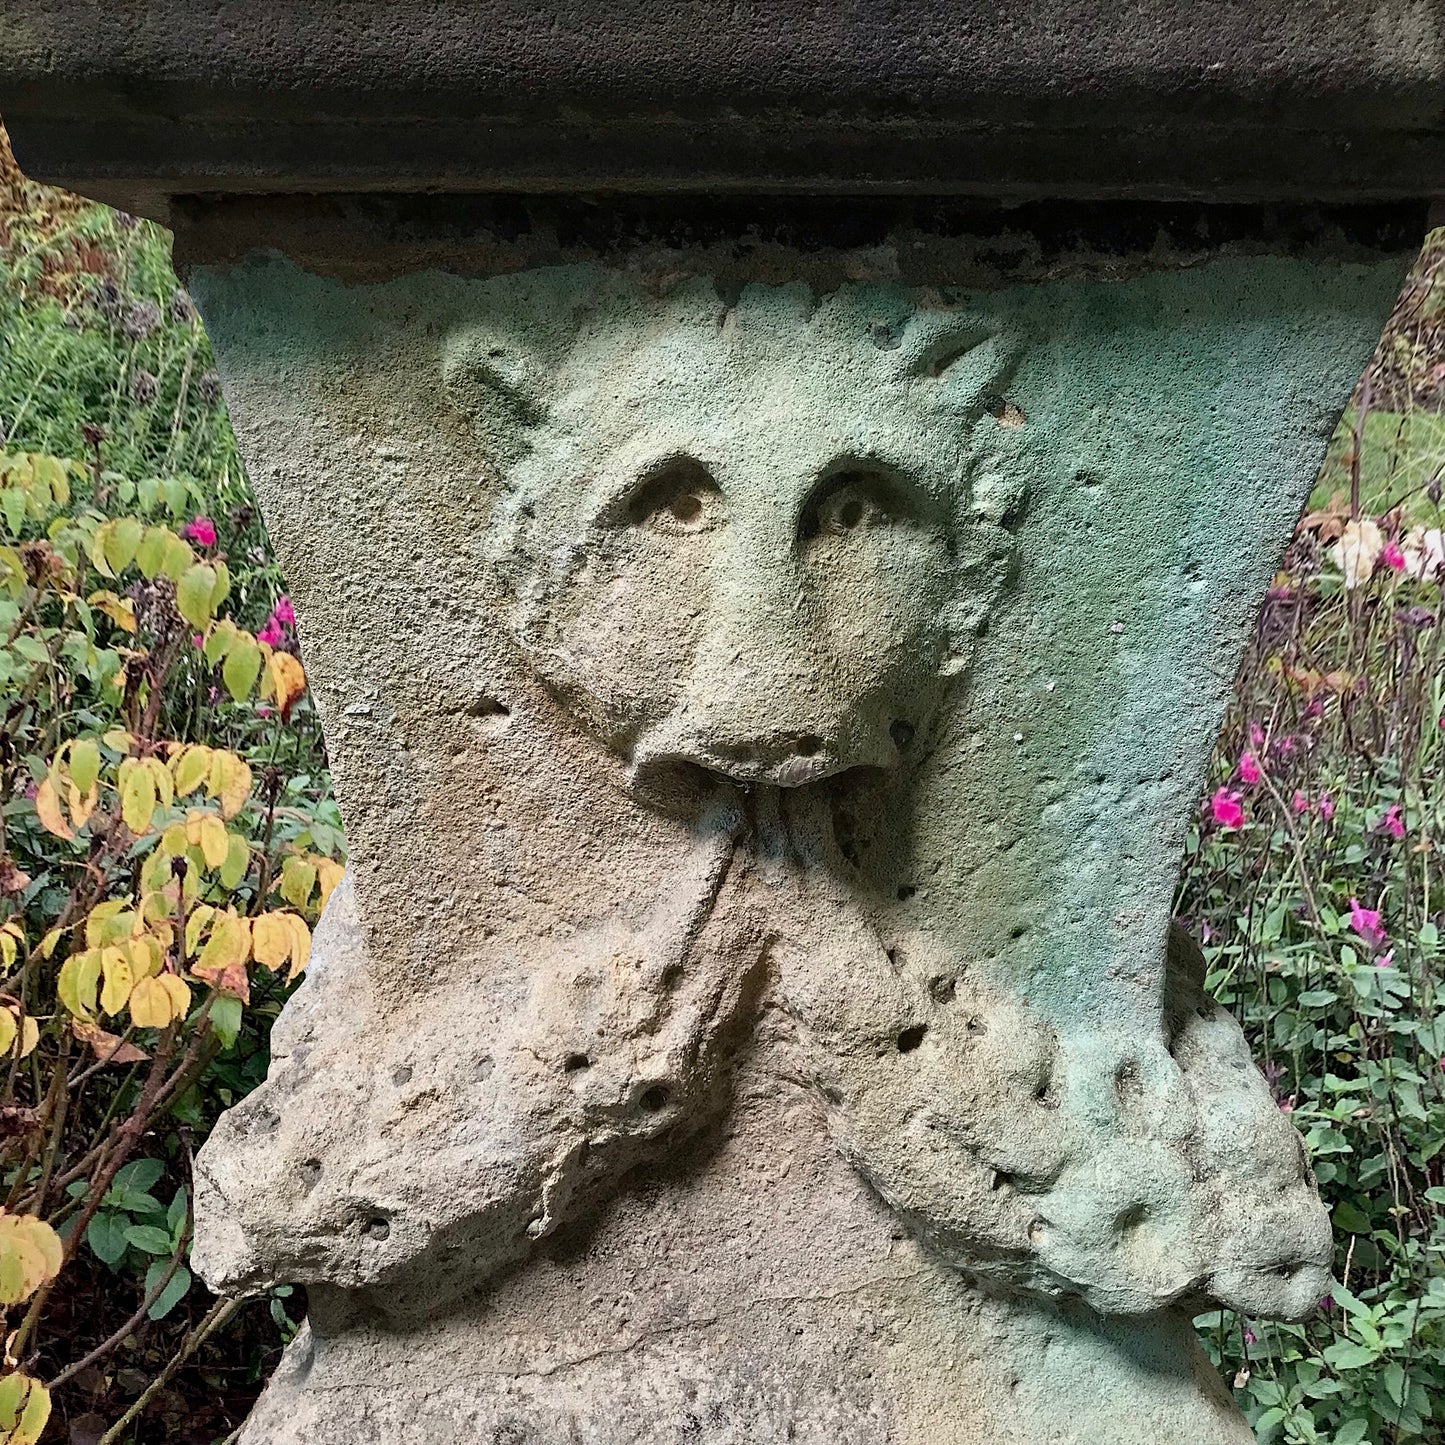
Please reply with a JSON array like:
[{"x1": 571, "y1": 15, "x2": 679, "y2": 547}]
[
  {"x1": 0, "y1": 132, "x2": 339, "y2": 1442},
  {"x1": 1181, "y1": 346, "x2": 1445, "y2": 1444}
]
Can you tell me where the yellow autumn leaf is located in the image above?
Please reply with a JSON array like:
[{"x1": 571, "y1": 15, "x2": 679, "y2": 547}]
[
  {"x1": 0, "y1": 1010, "x2": 38, "y2": 1060},
  {"x1": 128, "y1": 974, "x2": 175, "y2": 1029},
  {"x1": 172, "y1": 745, "x2": 212, "y2": 796},
  {"x1": 66, "y1": 780, "x2": 98, "y2": 832},
  {"x1": 160, "y1": 822, "x2": 188, "y2": 857},
  {"x1": 118, "y1": 758, "x2": 157, "y2": 836},
  {"x1": 33, "y1": 778, "x2": 73, "y2": 841},
  {"x1": 102, "y1": 726, "x2": 134, "y2": 754},
  {"x1": 278, "y1": 855, "x2": 317, "y2": 912},
  {"x1": 84, "y1": 900, "x2": 132, "y2": 949},
  {"x1": 0, "y1": 1370, "x2": 52, "y2": 1445},
  {"x1": 184, "y1": 904, "x2": 216, "y2": 958},
  {"x1": 0, "y1": 921, "x2": 22, "y2": 973},
  {"x1": 99, "y1": 946, "x2": 134, "y2": 1017},
  {"x1": 197, "y1": 813, "x2": 228, "y2": 869},
  {"x1": 268, "y1": 651, "x2": 307, "y2": 720},
  {"x1": 0, "y1": 1013, "x2": 14, "y2": 1055},
  {"x1": 57, "y1": 950, "x2": 101, "y2": 1020},
  {"x1": 208, "y1": 751, "x2": 253, "y2": 820},
  {"x1": 315, "y1": 859, "x2": 345, "y2": 914},
  {"x1": 37, "y1": 929, "x2": 62, "y2": 960},
  {"x1": 158, "y1": 973, "x2": 191, "y2": 1022},
  {"x1": 86, "y1": 589, "x2": 137, "y2": 633},
  {"x1": 250, "y1": 912, "x2": 292, "y2": 970},
  {"x1": 0, "y1": 1212, "x2": 62, "y2": 1305},
  {"x1": 127, "y1": 935, "x2": 163, "y2": 980},
  {"x1": 145, "y1": 756, "x2": 175, "y2": 811},
  {"x1": 282, "y1": 913, "x2": 311, "y2": 980}
]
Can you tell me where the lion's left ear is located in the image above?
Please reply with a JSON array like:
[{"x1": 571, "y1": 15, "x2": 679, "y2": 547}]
[{"x1": 442, "y1": 329, "x2": 550, "y2": 459}]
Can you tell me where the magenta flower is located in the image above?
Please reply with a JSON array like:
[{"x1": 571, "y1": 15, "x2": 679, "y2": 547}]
[
  {"x1": 182, "y1": 516, "x2": 217, "y2": 548},
  {"x1": 1211, "y1": 787, "x2": 1245, "y2": 829},
  {"x1": 191, "y1": 633, "x2": 204, "y2": 648},
  {"x1": 1318, "y1": 793, "x2": 1335, "y2": 821},
  {"x1": 1375, "y1": 949, "x2": 1395, "y2": 970},
  {"x1": 1381, "y1": 540, "x2": 1407, "y2": 571},
  {"x1": 1291, "y1": 789, "x2": 1310, "y2": 814},
  {"x1": 257, "y1": 620, "x2": 284, "y2": 647},
  {"x1": 272, "y1": 595, "x2": 296, "y2": 627},
  {"x1": 1348, "y1": 897, "x2": 1387, "y2": 950},
  {"x1": 1238, "y1": 750, "x2": 1262, "y2": 785},
  {"x1": 1248, "y1": 722, "x2": 1266, "y2": 750},
  {"x1": 1379, "y1": 803, "x2": 1405, "y2": 840},
  {"x1": 1243, "y1": 1327, "x2": 1258, "y2": 1346}
]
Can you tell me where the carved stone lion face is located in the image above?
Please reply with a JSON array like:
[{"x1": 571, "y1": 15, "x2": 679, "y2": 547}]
[{"x1": 453, "y1": 280, "x2": 1024, "y2": 806}]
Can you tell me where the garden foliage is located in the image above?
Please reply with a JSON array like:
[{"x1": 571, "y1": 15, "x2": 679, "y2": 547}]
[
  {"x1": 1182, "y1": 234, "x2": 1445, "y2": 1445},
  {"x1": 0, "y1": 136, "x2": 340, "y2": 1442}
]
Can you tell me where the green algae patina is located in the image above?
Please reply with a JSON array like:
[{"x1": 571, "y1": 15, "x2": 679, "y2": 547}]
[{"x1": 181, "y1": 246, "x2": 1402, "y2": 1444}]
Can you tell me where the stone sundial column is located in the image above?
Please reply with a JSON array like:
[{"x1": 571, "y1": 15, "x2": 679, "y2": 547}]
[{"x1": 7, "y1": 5, "x2": 1442, "y2": 1442}]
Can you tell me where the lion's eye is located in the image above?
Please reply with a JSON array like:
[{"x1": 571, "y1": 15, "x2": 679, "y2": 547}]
[
  {"x1": 626, "y1": 458, "x2": 722, "y2": 534},
  {"x1": 800, "y1": 467, "x2": 914, "y2": 542}
]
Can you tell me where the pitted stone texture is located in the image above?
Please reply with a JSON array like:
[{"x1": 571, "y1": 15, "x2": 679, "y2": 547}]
[
  {"x1": 186, "y1": 246, "x2": 1404, "y2": 1439},
  {"x1": 230, "y1": 928, "x2": 1252, "y2": 1445}
]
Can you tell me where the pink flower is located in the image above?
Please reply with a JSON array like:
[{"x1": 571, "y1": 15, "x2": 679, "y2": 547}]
[
  {"x1": 1318, "y1": 793, "x2": 1335, "y2": 821},
  {"x1": 1211, "y1": 788, "x2": 1245, "y2": 829},
  {"x1": 182, "y1": 516, "x2": 217, "y2": 548},
  {"x1": 272, "y1": 595, "x2": 296, "y2": 627},
  {"x1": 256, "y1": 705, "x2": 273, "y2": 718},
  {"x1": 1243, "y1": 1327, "x2": 1258, "y2": 1346},
  {"x1": 1375, "y1": 949, "x2": 1395, "y2": 969},
  {"x1": 191, "y1": 634, "x2": 204, "y2": 648},
  {"x1": 1348, "y1": 897, "x2": 1388, "y2": 950},
  {"x1": 1379, "y1": 803, "x2": 1405, "y2": 840},
  {"x1": 1238, "y1": 751, "x2": 1262, "y2": 785},
  {"x1": 1248, "y1": 722, "x2": 1266, "y2": 750},
  {"x1": 1381, "y1": 541, "x2": 1407, "y2": 571},
  {"x1": 1291, "y1": 789, "x2": 1310, "y2": 814},
  {"x1": 257, "y1": 621, "x2": 285, "y2": 647}
]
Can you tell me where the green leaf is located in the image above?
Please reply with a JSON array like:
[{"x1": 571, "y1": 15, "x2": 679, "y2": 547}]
[
  {"x1": 104, "y1": 516, "x2": 143, "y2": 574},
  {"x1": 112, "y1": 1158, "x2": 165, "y2": 1195},
  {"x1": 210, "y1": 995, "x2": 242, "y2": 1049},
  {"x1": 222, "y1": 635, "x2": 262, "y2": 702},
  {"x1": 161, "y1": 478, "x2": 189, "y2": 516},
  {"x1": 167, "y1": 1187, "x2": 188, "y2": 1236},
  {"x1": 1322, "y1": 1340, "x2": 1379, "y2": 1370},
  {"x1": 1381, "y1": 1360, "x2": 1406, "y2": 1407},
  {"x1": 1297, "y1": 989, "x2": 1338, "y2": 1008},
  {"x1": 1332, "y1": 1420, "x2": 1368, "y2": 1445},
  {"x1": 123, "y1": 1224, "x2": 174, "y2": 1255},
  {"x1": 135, "y1": 526, "x2": 169, "y2": 579},
  {"x1": 219, "y1": 832, "x2": 250, "y2": 890},
  {"x1": 1, "y1": 488, "x2": 26, "y2": 536},
  {"x1": 176, "y1": 564, "x2": 218, "y2": 629},
  {"x1": 85, "y1": 1211, "x2": 129, "y2": 1266},
  {"x1": 68, "y1": 737, "x2": 101, "y2": 795},
  {"x1": 145, "y1": 1260, "x2": 191, "y2": 1321},
  {"x1": 1333, "y1": 1201, "x2": 1372, "y2": 1233}
]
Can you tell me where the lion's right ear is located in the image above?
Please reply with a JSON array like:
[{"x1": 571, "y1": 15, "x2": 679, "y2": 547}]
[{"x1": 442, "y1": 329, "x2": 549, "y2": 458}]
